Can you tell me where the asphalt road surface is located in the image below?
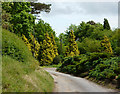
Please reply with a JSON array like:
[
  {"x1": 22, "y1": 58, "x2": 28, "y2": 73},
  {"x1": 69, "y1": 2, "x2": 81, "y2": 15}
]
[{"x1": 44, "y1": 68, "x2": 117, "y2": 92}]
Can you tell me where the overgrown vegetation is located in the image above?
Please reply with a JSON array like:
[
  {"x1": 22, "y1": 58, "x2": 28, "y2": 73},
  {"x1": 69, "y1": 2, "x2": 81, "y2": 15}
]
[
  {"x1": 57, "y1": 20, "x2": 120, "y2": 89},
  {"x1": 2, "y1": 29, "x2": 54, "y2": 92},
  {"x1": 1, "y1": 1, "x2": 120, "y2": 91},
  {"x1": 2, "y1": 2, "x2": 56, "y2": 92}
]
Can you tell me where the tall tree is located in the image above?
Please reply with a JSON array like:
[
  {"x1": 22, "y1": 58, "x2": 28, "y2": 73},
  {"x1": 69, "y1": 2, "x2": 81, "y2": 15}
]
[
  {"x1": 66, "y1": 30, "x2": 80, "y2": 57},
  {"x1": 101, "y1": 35, "x2": 113, "y2": 54},
  {"x1": 50, "y1": 33, "x2": 58, "y2": 56},
  {"x1": 38, "y1": 33, "x2": 55, "y2": 65},
  {"x1": 2, "y1": 2, "x2": 52, "y2": 39},
  {"x1": 103, "y1": 18, "x2": 111, "y2": 30},
  {"x1": 2, "y1": 2, "x2": 35, "y2": 38},
  {"x1": 22, "y1": 33, "x2": 40, "y2": 58},
  {"x1": 29, "y1": 34, "x2": 40, "y2": 58},
  {"x1": 34, "y1": 19, "x2": 55, "y2": 43},
  {"x1": 30, "y1": 2, "x2": 51, "y2": 14}
]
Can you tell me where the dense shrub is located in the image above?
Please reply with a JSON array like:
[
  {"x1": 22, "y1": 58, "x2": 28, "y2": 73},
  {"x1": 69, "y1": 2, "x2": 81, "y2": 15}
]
[
  {"x1": 88, "y1": 52, "x2": 111, "y2": 62},
  {"x1": 116, "y1": 74, "x2": 120, "y2": 88},
  {"x1": 58, "y1": 53, "x2": 120, "y2": 83},
  {"x1": 57, "y1": 56, "x2": 76, "y2": 74},
  {"x1": 2, "y1": 29, "x2": 33, "y2": 63},
  {"x1": 2, "y1": 29, "x2": 39, "y2": 72},
  {"x1": 114, "y1": 47, "x2": 120, "y2": 56},
  {"x1": 59, "y1": 55, "x2": 64, "y2": 62},
  {"x1": 89, "y1": 57, "x2": 119, "y2": 80},
  {"x1": 53, "y1": 55, "x2": 61, "y2": 64}
]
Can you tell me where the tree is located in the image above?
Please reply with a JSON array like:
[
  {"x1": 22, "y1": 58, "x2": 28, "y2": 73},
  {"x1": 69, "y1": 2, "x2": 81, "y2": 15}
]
[
  {"x1": 29, "y1": 34, "x2": 40, "y2": 58},
  {"x1": 2, "y1": 2, "x2": 35, "y2": 38},
  {"x1": 2, "y1": 2, "x2": 52, "y2": 39},
  {"x1": 87, "y1": 20, "x2": 96, "y2": 25},
  {"x1": 34, "y1": 19, "x2": 55, "y2": 43},
  {"x1": 22, "y1": 33, "x2": 40, "y2": 58},
  {"x1": 38, "y1": 33, "x2": 55, "y2": 65},
  {"x1": 65, "y1": 24, "x2": 78, "y2": 41},
  {"x1": 66, "y1": 30, "x2": 80, "y2": 57},
  {"x1": 22, "y1": 34, "x2": 31, "y2": 52},
  {"x1": 11, "y1": 10, "x2": 35, "y2": 38},
  {"x1": 50, "y1": 33, "x2": 58, "y2": 56},
  {"x1": 59, "y1": 33, "x2": 64, "y2": 55},
  {"x1": 101, "y1": 36, "x2": 113, "y2": 54},
  {"x1": 103, "y1": 18, "x2": 111, "y2": 30},
  {"x1": 30, "y1": 2, "x2": 51, "y2": 14}
]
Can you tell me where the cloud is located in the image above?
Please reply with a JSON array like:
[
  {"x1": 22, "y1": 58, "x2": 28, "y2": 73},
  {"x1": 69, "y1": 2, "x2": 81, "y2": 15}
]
[
  {"x1": 41, "y1": 2, "x2": 118, "y2": 17},
  {"x1": 79, "y1": 2, "x2": 118, "y2": 16},
  {"x1": 37, "y1": 2, "x2": 118, "y2": 36}
]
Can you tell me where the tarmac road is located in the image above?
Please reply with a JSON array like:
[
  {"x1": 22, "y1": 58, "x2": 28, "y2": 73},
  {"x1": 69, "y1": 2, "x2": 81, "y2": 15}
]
[{"x1": 44, "y1": 68, "x2": 117, "y2": 92}]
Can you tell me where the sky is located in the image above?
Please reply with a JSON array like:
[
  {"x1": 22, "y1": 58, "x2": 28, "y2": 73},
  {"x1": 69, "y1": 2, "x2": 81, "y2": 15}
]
[{"x1": 36, "y1": 0, "x2": 118, "y2": 36}]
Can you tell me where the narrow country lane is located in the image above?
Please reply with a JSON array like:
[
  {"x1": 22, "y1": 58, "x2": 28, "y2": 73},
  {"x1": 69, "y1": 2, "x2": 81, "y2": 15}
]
[{"x1": 44, "y1": 68, "x2": 117, "y2": 92}]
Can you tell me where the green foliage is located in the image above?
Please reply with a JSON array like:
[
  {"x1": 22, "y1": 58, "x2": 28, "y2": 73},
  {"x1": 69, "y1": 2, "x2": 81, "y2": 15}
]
[
  {"x1": 103, "y1": 18, "x2": 111, "y2": 30},
  {"x1": 114, "y1": 47, "x2": 120, "y2": 56},
  {"x1": 2, "y1": 2, "x2": 35, "y2": 38},
  {"x1": 50, "y1": 33, "x2": 58, "y2": 56},
  {"x1": 22, "y1": 34, "x2": 31, "y2": 51},
  {"x1": 74, "y1": 21, "x2": 103, "y2": 42},
  {"x1": 2, "y1": 2, "x2": 31, "y2": 15},
  {"x1": 87, "y1": 52, "x2": 110, "y2": 62},
  {"x1": 116, "y1": 74, "x2": 120, "y2": 80},
  {"x1": 110, "y1": 29, "x2": 120, "y2": 56},
  {"x1": 89, "y1": 57, "x2": 119, "y2": 80},
  {"x1": 29, "y1": 34, "x2": 40, "y2": 58},
  {"x1": 2, "y1": 29, "x2": 54, "y2": 92},
  {"x1": 57, "y1": 41, "x2": 66, "y2": 56},
  {"x1": 53, "y1": 55, "x2": 61, "y2": 64},
  {"x1": 11, "y1": 10, "x2": 35, "y2": 38},
  {"x1": 2, "y1": 10, "x2": 12, "y2": 30},
  {"x1": 38, "y1": 33, "x2": 57, "y2": 65},
  {"x1": 22, "y1": 33, "x2": 40, "y2": 58},
  {"x1": 57, "y1": 53, "x2": 119, "y2": 81},
  {"x1": 116, "y1": 74, "x2": 120, "y2": 88},
  {"x1": 57, "y1": 19, "x2": 119, "y2": 88},
  {"x1": 101, "y1": 36, "x2": 113, "y2": 54},
  {"x1": 2, "y1": 2, "x2": 53, "y2": 40},
  {"x1": 65, "y1": 24, "x2": 78, "y2": 40},
  {"x1": 77, "y1": 38, "x2": 101, "y2": 54},
  {"x1": 2, "y1": 29, "x2": 33, "y2": 63},
  {"x1": 30, "y1": 2, "x2": 51, "y2": 14},
  {"x1": 34, "y1": 19, "x2": 55, "y2": 43},
  {"x1": 57, "y1": 56, "x2": 77, "y2": 74},
  {"x1": 66, "y1": 30, "x2": 79, "y2": 57}
]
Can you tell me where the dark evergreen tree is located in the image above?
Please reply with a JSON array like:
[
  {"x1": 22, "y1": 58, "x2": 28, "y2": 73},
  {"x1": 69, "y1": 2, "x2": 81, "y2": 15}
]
[{"x1": 103, "y1": 18, "x2": 111, "y2": 30}]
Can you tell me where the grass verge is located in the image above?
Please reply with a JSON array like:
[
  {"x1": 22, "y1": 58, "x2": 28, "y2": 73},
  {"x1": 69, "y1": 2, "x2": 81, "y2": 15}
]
[{"x1": 2, "y1": 29, "x2": 54, "y2": 92}]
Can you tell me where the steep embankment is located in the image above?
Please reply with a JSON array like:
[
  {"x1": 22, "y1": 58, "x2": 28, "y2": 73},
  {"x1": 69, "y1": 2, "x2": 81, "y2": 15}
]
[{"x1": 2, "y1": 29, "x2": 54, "y2": 92}]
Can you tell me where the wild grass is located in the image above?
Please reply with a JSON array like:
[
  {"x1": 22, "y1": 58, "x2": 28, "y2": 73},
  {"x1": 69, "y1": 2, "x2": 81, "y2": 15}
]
[{"x1": 2, "y1": 29, "x2": 54, "y2": 92}]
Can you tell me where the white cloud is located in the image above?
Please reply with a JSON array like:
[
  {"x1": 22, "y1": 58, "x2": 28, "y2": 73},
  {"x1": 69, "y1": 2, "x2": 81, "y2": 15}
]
[{"x1": 36, "y1": 2, "x2": 118, "y2": 36}]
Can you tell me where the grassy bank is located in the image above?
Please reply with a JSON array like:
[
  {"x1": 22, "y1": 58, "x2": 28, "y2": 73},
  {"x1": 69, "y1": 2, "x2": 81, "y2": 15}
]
[{"x1": 2, "y1": 29, "x2": 54, "y2": 92}]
